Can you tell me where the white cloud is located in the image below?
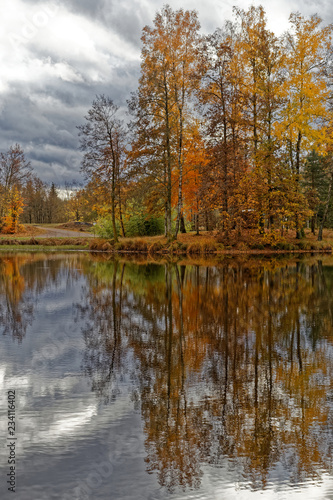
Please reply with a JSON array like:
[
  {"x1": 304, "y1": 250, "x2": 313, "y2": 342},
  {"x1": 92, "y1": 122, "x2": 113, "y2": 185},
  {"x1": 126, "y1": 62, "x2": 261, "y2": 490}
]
[{"x1": 1, "y1": 0, "x2": 139, "y2": 88}]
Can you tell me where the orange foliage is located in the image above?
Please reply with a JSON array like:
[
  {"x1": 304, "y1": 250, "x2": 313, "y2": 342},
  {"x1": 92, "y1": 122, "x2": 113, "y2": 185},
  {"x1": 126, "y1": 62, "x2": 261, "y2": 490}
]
[{"x1": 1, "y1": 187, "x2": 24, "y2": 234}]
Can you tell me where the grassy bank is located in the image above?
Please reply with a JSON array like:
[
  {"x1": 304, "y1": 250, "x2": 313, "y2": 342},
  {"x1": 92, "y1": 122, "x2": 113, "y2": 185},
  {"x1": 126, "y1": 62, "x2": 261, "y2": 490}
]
[
  {"x1": 88, "y1": 230, "x2": 333, "y2": 255},
  {"x1": 1, "y1": 229, "x2": 333, "y2": 254},
  {"x1": 0, "y1": 237, "x2": 91, "y2": 251}
]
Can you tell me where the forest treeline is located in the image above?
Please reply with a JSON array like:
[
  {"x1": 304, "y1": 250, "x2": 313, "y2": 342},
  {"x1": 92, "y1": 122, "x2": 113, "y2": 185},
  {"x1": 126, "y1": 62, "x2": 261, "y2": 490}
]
[
  {"x1": 2, "y1": 5, "x2": 333, "y2": 242},
  {"x1": 0, "y1": 144, "x2": 92, "y2": 232}
]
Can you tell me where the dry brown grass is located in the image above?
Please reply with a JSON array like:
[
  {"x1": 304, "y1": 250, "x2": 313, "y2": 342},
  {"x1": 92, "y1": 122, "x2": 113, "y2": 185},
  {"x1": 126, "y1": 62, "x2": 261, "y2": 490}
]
[
  {"x1": 85, "y1": 229, "x2": 333, "y2": 254},
  {"x1": 3, "y1": 227, "x2": 333, "y2": 254},
  {"x1": 0, "y1": 237, "x2": 90, "y2": 246},
  {"x1": 0, "y1": 224, "x2": 45, "y2": 237}
]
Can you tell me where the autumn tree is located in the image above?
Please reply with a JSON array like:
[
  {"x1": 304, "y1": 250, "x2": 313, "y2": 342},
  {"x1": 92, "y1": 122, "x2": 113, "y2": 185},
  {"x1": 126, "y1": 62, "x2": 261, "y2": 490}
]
[
  {"x1": 199, "y1": 7, "x2": 288, "y2": 235},
  {"x1": 171, "y1": 119, "x2": 208, "y2": 233},
  {"x1": 78, "y1": 95, "x2": 126, "y2": 242},
  {"x1": 21, "y1": 176, "x2": 46, "y2": 224},
  {"x1": 69, "y1": 8, "x2": 333, "y2": 241},
  {"x1": 277, "y1": 13, "x2": 332, "y2": 237},
  {"x1": 303, "y1": 151, "x2": 327, "y2": 234},
  {"x1": 199, "y1": 22, "x2": 247, "y2": 232},
  {"x1": 21, "y1": 176, "x2": 66, "y2": 224},
  {"x1": 129, "y1": 5, "x2": 201, "y2": 239},
  {"x1": 195, "y1": 8, "x2": 333, "y2": 238},
  {"x1": 45, "y1": 183, "x2": 63, "y2": 223},
  {"x1": 0, "y1": 144, "x2": 32, "y2": 225},
  {"x1": 314, "y1": 150, "x2": 333, "y2": 241},
  {"x1": 2, "y1": 187, "x2": 25, "y2": 233},
  {"x1": 233, "y1": 6, "x2": 289, "y2": 232},
  {"x1": 167, "y1": 8, "x2": 201, "y2": 237}
]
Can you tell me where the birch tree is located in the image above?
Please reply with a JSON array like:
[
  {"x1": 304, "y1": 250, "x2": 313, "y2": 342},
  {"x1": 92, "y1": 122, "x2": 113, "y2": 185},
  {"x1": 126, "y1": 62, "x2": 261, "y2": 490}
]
[{"x1": 78, "y1": 95, "x2": 126, "y2": 242}]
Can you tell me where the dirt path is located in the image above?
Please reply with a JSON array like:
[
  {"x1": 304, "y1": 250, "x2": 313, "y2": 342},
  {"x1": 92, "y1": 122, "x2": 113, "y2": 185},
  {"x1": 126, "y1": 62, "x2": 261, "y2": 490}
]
[{"x1": 33, "y1": 226, "x2": 94, "y2": 238}]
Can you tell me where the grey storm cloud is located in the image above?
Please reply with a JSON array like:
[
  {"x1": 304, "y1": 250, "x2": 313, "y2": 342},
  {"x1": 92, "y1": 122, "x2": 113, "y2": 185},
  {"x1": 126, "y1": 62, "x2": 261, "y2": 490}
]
[
  {"x1": 21, "y1": 0, "x2": 152, "y2": 46},
  {"x1": 1, "y1": 0, "x2": 333, "y2": 186}
]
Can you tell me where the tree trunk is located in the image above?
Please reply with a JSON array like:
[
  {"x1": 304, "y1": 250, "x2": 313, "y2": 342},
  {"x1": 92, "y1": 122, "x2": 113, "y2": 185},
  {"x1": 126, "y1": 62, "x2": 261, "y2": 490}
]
[
  {"x1": 311, "y1": 215, "x2": 315, "y2": 235},
  {"x1": 164, "y1": 203, "x2": 168, "y2": 237},
  {"x1": 164, "y1": 71, "x2": 172, "y2": 241},
  {"x1": 111, "y1": 164, "x2": 118, "y2": 242},
  {"x1": 295, "y1": 131, "x2": 302, "y2": 239},
  {"x1": 196, "y1": 213, "x2": 199, "y2": 235},
  {"x1": 180, "y1": 214, "x2": 186, "y2": 233},
  {"x1": 222, "y1": 90, "x2": 228, "y2": 230},
  {"x1": 205, "y1": 211, "x2": 209, "y2": 231},
  {"x1": 174, "y1": 106, "x2": 184, "y2": 239},
  {"x1": 118, "y1": 184, "x2": 125, "y2": 237},
  {"x1": 259, "y1": 210, "x2": 265, "y2": 235},
  {"x1": 318, "y1": 171, "x2": 333, "y2": 241}
]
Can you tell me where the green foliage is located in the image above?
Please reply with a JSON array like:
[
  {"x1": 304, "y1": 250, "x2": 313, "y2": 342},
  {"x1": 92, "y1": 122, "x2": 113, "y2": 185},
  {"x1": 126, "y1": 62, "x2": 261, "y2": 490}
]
[
  {"x1": 96, "y1": 213, "x2": 164, "y2": 238},
  {"x1": 95, "y1": 217, "x2": 121, "y2": 239},
  {"x1": 125, "y1": 213, "x2": 164, "y2": 237}
]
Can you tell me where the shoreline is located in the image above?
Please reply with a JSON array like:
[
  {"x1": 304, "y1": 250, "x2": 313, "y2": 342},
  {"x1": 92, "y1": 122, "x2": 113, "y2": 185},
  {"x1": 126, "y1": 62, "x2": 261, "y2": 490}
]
[
  {"x1": 1, "y1": 231, "x2": 333, "y2": 255},
  {"x1": 0, "y1": 244, "x2": 332, "y2": 255}
]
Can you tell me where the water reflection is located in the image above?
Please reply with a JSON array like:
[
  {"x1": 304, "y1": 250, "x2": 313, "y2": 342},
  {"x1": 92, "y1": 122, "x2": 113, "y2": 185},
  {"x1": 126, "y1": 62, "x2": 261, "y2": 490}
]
[
  {"x1": 75, "y1": 260, "x2": 127, "y2": 403},
  {"x1": 0, "y1": 253, "x2": 81, "y2": 342},
  {"x1": 2, "y1": 253, "x2": 333, "y2": 498},
  {"x1": 0, "y1": 256, "x2": 34, "y2": 341},
  {"x1": 77, "y1": 256, "x2": 333, "y2": 492}
]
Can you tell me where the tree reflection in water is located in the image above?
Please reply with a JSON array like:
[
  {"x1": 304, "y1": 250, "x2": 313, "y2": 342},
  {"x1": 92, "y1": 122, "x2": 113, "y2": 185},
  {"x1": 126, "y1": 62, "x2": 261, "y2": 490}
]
[
  {"x1": 75, "y1": 257, "x2": 333, "y2": 491},
  {"x1": 0, "y1": 256, "x2": 34, "y2": 341},
  {"x1": 0, "y1": 253, "x2": 80, "y2": 342},
  {"x1": 75, "y1": 260, "x2": 127, "y2": 403}
]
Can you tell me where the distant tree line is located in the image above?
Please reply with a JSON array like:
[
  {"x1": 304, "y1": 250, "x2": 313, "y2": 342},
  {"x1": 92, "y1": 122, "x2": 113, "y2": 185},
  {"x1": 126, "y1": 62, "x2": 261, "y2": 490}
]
[{"x1": 0, "y1": 144, "x2": 93, "y2": 233}]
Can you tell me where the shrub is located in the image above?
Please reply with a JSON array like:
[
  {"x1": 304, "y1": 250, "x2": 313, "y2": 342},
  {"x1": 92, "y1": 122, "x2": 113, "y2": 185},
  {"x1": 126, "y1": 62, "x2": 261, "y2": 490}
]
[
  {"x1": 125, "y1": 214, "x2": 164, "y2": 237},
  {"x1": 95, "y1": 213, "x2": 164, "y2": 239},
  {"x1": 261, "y1": 231, "x2": 286, "y2": 248},
  {"x1": 95, "y1": 217, "x2": 121, "y2": 239}
]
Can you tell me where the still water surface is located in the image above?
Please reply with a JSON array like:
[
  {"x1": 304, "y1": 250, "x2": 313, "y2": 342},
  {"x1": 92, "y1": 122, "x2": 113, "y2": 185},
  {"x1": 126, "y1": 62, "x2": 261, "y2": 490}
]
[{"x1": 1, "y1": 252, "x2": 333, "y2": 499}]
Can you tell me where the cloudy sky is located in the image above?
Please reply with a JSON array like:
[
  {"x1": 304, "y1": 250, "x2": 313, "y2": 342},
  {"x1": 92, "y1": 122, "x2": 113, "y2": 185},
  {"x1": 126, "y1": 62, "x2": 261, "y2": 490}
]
[{"x1": 0, "y1": 0, "x2": 332, "y2": 186}]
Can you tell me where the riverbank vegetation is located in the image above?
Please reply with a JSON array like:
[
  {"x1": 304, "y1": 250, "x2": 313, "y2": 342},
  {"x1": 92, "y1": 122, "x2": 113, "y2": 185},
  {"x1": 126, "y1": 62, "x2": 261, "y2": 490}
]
[
  {"x1": 2, "y1": 6, "x2": 333, "y2": 247},
  {"x1": 2, "y1": 229, "x2": 333, "y2": 255}
]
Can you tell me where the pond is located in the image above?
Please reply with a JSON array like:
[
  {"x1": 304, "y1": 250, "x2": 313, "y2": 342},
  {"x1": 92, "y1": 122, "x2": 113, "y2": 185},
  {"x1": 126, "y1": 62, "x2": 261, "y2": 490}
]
[{"x1": 1, "y1": 252, "x2": 333, "y2": 499}]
